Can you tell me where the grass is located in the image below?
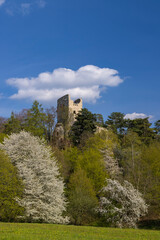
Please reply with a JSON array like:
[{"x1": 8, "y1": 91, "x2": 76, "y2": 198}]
[{"x1": 0, "y1": 223, "x2": 160, "y2": 240}]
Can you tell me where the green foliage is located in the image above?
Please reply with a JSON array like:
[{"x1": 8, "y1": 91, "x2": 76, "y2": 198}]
[
  {"x1": 77, "y1": 147, "x2": 107, "y2": 192},
  {"x1": 53, "y1": 147, "x2": 72, "y2": 181},
  {"x1": 105, "y1": 112, "x2": 155, "y2": 144},
  {"x1": 120, "y1": 131, "x2": 160, "y2": 219},
  {"x1": 4, "y1": 112, "x2": 21, "y2": 135},
  {"x1": 70, "y1": 108, "x2": 97, "y2": 145},
  {"x1": 0, "y1": 133, "x2": 8, "y2": 143},
  {"x1": 155, "y1": 120, "x2": 160, "y2": 134},
  {"x1": 94, "y1": 114, "x2": 104, "y2": 127},
  {"x1": 126, "y1": 118, "x2": 155, "y2": 144},
  {"x1": 105, "y1": 112, "x2": 126, "y2": 136},
  {"x1": 63, "y1": 146, "x2": 80, "y2": 176},
  {"x1": 67, "y1": 169, "x2": 98, "y2": 225},
  {"x1": 140, "y1": 142, "x2": 160, "y2": 218},
  {"x1": 63, "y1": 134, "x2": 107, "y2": 193},
  {"x1": 0, "y1": 117, "x2": 6, "y2": 133},
  {"x1": 0, "y1": 150, "x2": 24, "y2": 221},
  {"x1": 84, "y1": 134, "x2": 107, "y2": 150},
  {"x1": 120, "y1": 131, "x2": 143, "y2": 187},
  {"x1": 24, "y1": 101, "x2": 47, "y2": 137}
]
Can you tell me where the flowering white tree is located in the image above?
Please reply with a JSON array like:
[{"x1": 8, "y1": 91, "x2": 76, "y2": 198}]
[
  {"x1": 98, "y1": 179, "x2": 148, "y2": 228},
  {"x1": 101, "y1": 148, "x2": 122, "y2": 178},
  {"x1": 0, "y1": 131, "x2": 69, "y2": 224}
]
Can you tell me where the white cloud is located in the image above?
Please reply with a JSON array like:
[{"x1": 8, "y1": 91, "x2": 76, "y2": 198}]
[
  {"x1": 0, "y1": 0, "x2": 6, "y2": 6},
  {"x1": 20, "y1": 3, "x2": 31, "y2": 15},
  {"x1": 37, "y1": 0, "x2": 46, "y2": 8},
  {"x1": 5, "y1": 1, "x2": 46, "y2": 16},
  {"x1": 6, "y1": 65, "x2": 123, "y2": 103},
  {"x1": 124, "y1": 112, "x2": 153, "y2": 120}
]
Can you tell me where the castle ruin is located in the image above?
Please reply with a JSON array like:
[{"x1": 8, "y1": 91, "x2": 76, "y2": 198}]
[
  {"x1": 57, "y1": 94, "x2": 82, "y2": 126},
  {"x1": 53, "y1": 94, "x2": 82, "y2": 147}
]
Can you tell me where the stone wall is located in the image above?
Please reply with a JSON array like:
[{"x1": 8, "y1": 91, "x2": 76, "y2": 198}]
[
  {"x1": 54, "y1": 94, "x2": 82, "y2": 148},
  {"x1": 57, "y1": 94, "x2": 82, "y2": 125}
]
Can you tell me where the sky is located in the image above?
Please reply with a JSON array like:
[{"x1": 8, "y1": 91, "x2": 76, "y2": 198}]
[{"x1": 0, "y1": 0, "x2": 160, "y2": 122}]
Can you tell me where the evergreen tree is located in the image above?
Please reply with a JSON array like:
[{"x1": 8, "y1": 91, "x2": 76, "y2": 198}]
[
  {"x1": 94, "y1": 113, "x2": 104, "y2": 127},
  {"x1": 24, "y1": 101, "x2": 47, "y2": 137},
  {"x1": 70, "y1": 108, "x2": 96, "y2": 145},
  {"x1": 155, "y1": 120, "x2": 160, "y2": 134},
  {"x1": 4, "y1": 112, "x2": 21, "y2": 135},
  {"x1": 105, "y1": 112, "x2": 126, "y2": 136},
  {"x1": 126, "y1": 118, "x2": 155, "y2": 144}
]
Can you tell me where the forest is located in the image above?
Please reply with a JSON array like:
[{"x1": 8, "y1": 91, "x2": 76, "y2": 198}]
[{"x1": 0, "y1": 100, "x2": 160, "y2": 229}]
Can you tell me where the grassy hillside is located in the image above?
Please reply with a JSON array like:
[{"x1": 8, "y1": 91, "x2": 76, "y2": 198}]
[{"x1": 0, "y1": 223, "x2": 160, "y2": 240}]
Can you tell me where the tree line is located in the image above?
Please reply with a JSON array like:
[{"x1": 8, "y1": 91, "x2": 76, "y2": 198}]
[{"x1": 0, "y1": 101, "x2": 160, "y2": 228}]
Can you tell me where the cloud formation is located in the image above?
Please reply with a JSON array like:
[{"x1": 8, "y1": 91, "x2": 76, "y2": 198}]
[
  {"x1": 37, "y1": 0, "x2": 46, "y2": 8},
  {"x1": 0, "y1": 0, "x2": 5, "y2": 6},
  {"x1": 20, "y1": 3, "x2": 31, "y2": 15},
  {"x1": 7, "y1": 65, "x2": 123, "y2": 103},
  {"x1": 124, "y1": 112, "x2": 153, "y2": 120},
  {"x1": 5, "y1": 1, "x2": 46, "y2": 16}
]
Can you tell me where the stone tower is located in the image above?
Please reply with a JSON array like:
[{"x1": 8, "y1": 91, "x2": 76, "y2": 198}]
[
  {"x1": 57, "y1": 94, "x2": 82, "y2": 126},
  {"x1": 53, "y1": 94, "x2": 82, "y2": 147}
]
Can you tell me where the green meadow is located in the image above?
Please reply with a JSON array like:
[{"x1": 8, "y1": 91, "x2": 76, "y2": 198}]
[{"x1": 0, "y1": 223, "x2": 160, "y2": 240}]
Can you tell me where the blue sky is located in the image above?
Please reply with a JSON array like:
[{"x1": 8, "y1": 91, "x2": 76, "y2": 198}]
[{"x1": 0, "y1": 0, "x2": 160, "y2": 122}]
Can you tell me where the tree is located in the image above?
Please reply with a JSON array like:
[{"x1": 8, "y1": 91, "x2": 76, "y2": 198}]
[
  {"x1": 98, "y1": 179, "x2": 148, "y2": 228},
  {"x1": 24, "y1": 101, "x2": 47, "y2": 138},
  {"x1": 15, "y1": 109, "x2": 29, "y2": 129},
  {"x1": 140, "y1": 142, "x2": 160, "y2": 218},
  {"x1": 105, "y1": 112, "x2": 126, "y2": 136},
  {"x1": 155, "y1": 120, "x2": 160, "y2": 135},
  {"x1": 0, "y1": 131, "x2": 68, "y2": 223},
  {"x1": 126, "y1": 118, "x2": 155, "y2": 144},
  {"x1": 94, "y1": 114, "x2": 104, "y2": 127},
  {"x1": 4, "y1": 112, "x2": 21, "y2": 135},
  {"x1": 67, "y1": 169, "x2": 98, "y2": 225},
  {"x1": 120, "y1": 133, "x2": 160, "y2": 219},
  {"x1": 101, "y1": 148, "x2": 122, "y2": 179},
  {"x1": 0, "y1": 116, "x2": 6, "y2": 133},
  {"x1": 63, "y1": 135, "x2": 107, "y2": 193},
  {"x1": 0, "y1": 150, "x2": 24, "y2": 222},
  {"x1": 121, "y1": 131, "x2": 143, "y2": 189},
  {"x1": 70, "y1": 108, "x2": 97, "y2": 145},
  {"x1": 77, "y1": 147, "x2": 107, "y2": 192},
  {"x1": 45, "y1": 106, "x2": 56, "y2": 143},
  {"x1": 85, "y1": 130, "x2": 121, "y2": 179}
]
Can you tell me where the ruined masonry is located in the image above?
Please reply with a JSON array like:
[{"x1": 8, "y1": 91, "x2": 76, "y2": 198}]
[
  {"x1": 57, "y1": 94, "x2": 82, "y2": 124},
  {"x1": 53, "y1": 94, "x2": 82, "y2": 146}
]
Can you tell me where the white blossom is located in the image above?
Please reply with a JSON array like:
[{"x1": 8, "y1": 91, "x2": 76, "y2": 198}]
[
  {"x1": 98, "y1": 179, "x2": 148, "y2": 228},
  {"x1": 0, "y1": 131, "x2": 69, "y2": 223},
  {"x1": 101, "y1": 148, "x2": 122, "y2": 178}
]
